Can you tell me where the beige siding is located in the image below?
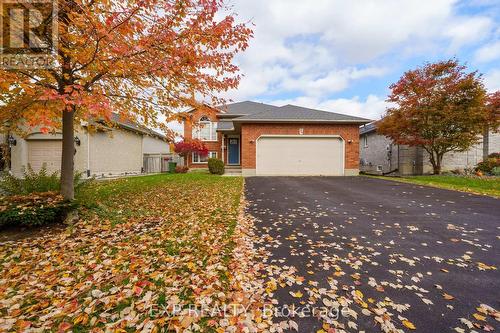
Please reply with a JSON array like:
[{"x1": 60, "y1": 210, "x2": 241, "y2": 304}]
[
  {"x1": 142, "y1": 135, "x2": 169, "y2": 154},
  {"x1": 89, "y1": 129, "x2": 143, "y2": 177},
  {"x1": 489, "y1": 131, "x2": 500, "y2": 155}
]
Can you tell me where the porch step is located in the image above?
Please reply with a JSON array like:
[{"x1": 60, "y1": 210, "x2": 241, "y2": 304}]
[{"x1": 224, "y1": 166, "x2": 242, "y2": 176}]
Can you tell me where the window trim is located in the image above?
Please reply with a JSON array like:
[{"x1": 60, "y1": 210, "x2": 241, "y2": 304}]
[
  {"x1": 192, "y1": 151, "x2": 217, "y2": 164},
  {"x1": 192, "y1": 116, "x2": 218, "y2": 142}
]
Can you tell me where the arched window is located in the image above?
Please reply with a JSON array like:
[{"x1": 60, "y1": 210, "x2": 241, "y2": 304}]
[{"x1": 193, "y1": 115, "x2": 217, "y2": 141}]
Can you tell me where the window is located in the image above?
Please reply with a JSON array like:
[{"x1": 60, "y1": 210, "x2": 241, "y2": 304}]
[
  {"x1": 193, "y1": 116, "x2": 217, "y2": 141},
  {"x1": 363, "y1": 135, "x2": 368, "y2": 148},
  {"x1": 376, "y1": 165, "x2": 383, "y2": 172},
  {"x1": 192, "y1": 151, "x2": 217, "y2": 163}
]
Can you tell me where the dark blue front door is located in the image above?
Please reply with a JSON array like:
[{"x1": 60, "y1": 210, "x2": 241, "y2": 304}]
[{"x1": 228, "y1": 138, "x2": 240, "y2": 165}]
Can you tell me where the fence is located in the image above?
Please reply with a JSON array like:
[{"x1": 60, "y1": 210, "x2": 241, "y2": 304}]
[{"x1": 143, "y1": 154, "x2": 184, "y2": 174}]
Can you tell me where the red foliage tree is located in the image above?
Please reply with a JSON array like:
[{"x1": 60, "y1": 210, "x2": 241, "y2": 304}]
[
  {"x1": 377, "y1": 59, "x2": 494, "y2": 174},
  {"x1": 174, "y1": 139, "x2": 208, "y2": 159}
]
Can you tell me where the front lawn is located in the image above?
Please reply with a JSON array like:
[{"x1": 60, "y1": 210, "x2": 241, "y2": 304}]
[
  {"x1": 368, "y1": 175, "x2": 500, "y2": 197},
  {"x1": 0, "y1": 173, "x2": 247, "y2": 331}
]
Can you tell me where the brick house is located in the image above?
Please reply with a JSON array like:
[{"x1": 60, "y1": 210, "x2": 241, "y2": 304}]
[
  {"x1": 359, "y1": 122, "x2": 500, "y2": 175},
  {"x1": 183, "y1": 101, "x2": 370, "y2": 176}
]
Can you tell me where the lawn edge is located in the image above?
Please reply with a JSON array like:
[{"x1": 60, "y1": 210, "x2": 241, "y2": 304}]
[{"x1": 361, "y1": 174, "x2": 500, "y2": 199}]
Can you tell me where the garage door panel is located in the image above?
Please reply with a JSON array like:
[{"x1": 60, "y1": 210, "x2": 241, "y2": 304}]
[
  {"x1": 28, "y1": 141, "x2": 62, "y2": 174},
  {"x1": 256, "y1": 137, "x2": 343, "y2": 176}
]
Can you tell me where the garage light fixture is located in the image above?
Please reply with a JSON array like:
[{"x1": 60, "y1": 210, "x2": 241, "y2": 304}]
[
  {"x1": 7, "y1": 135, "x2": 16, "y2": 147},
  {"x1": 74, "y1": 136, "x2": 81, "y2": 146}
]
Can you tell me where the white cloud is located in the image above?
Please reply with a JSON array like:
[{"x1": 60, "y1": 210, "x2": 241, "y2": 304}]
[
  {"x1": 222, "y1": 0, "x2": 496, "y2": 102},
  {"x1": 443, "y1": 16, "x2": 493, "y2": 51},
  {"x1": 475, "y1": 41, "x2": 500, "y2": 63},
  {"x1": 279, "y1": 66, "x2": 388, "y2": 97},
  {"x1": 484, "y1": 69, "x2": 500, "y2": 92},
  {"x1": 270, "y1": 95, "x2": 391, "y2": 121}
]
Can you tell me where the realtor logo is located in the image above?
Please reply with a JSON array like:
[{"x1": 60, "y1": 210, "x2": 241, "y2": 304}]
[{"x1": 0, "y1": 0, "x2": 58, "y2": 68}]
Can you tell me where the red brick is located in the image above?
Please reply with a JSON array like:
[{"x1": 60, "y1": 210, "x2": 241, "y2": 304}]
[{"x1": 185, "y1": 108, "x2": 360, "y2": 170}]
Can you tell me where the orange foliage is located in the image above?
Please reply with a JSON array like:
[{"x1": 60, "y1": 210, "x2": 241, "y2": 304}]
[{"x1": 0, "y1": 0, "x2": 253, "y2": 138}]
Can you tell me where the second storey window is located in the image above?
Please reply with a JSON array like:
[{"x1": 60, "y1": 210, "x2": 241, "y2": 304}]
[{"x1": 193, "y1": 116, "x2": 217, "y2": 141}]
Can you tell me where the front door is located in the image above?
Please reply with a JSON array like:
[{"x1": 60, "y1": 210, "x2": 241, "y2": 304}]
[{"x1": 228, "y1": 138, "x2": 240, "y2": 165}]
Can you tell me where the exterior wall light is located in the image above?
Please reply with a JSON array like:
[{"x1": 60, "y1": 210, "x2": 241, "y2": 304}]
[
  {"x1": 74, "y1": 136, "x2": 81, "y2": 146},
  {"x1": 7, "y1": 135, "x2": 17, "y2": 147}
]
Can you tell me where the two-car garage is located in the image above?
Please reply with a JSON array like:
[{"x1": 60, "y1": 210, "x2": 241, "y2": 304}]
[{"x1": 256, "y1": 136, "x2": 344, "y2": 176}]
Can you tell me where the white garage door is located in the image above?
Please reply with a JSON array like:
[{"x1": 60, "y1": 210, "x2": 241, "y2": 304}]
[
  {"x1": 28, "y1": 140, "x2": 62, "y2": 173},
  {"x1": 256, "y1": 136, "x2": 344, "y2": 176}
]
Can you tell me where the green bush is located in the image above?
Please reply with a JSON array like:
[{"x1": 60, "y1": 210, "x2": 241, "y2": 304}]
[
  {"x1": 0, "y1": 164, "x2": 93, "y2": 196},
  {"x1": 208, "y1": 158, "x2": 224, "y2": 175},
  {"x1": 491, "y1": 166, "x2": 500, "y2": 176},
  {"x1": 0, "y1": 192, "x2": 75, "y2": 228},
  {"x1": 476, "y1": 157, "x2": 500, "y2": 174}
]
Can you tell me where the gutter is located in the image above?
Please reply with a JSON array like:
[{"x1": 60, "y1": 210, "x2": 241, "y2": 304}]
[{"x1": 232, "y1": 119, "x2": 371, "y2": 124}]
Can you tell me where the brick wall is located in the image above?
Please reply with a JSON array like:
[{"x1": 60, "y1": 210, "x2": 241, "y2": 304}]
[
  {"x1": 241, "y1": 123, "x2": 360, "y2": 170},
  {"x1": 183, "y1": 108, "x2": 222, "y2": 168}
]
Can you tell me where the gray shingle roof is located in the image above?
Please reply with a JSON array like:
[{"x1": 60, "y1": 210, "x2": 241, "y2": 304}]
[
  {"x1": 231, "y1": 104, "x2": 371, "y2": 123},
  {"x1": 216, "y1": 101, "x2": 280, "y2": 116},
  {"x1": 97, "y1": 113, "x2": 167, "y2": 140}
]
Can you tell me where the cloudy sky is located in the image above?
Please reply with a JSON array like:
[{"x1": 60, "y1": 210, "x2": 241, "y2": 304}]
[{"x1": 170, "y1": 0, "x2": 499, "y2": 134}]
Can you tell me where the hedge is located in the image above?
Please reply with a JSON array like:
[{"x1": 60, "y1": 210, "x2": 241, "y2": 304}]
[{"x1": 0, "y1": 192, "x2": 74, "y2": 228}]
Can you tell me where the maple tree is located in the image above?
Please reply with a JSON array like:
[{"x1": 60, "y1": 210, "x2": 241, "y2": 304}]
[
  {"x1": 377, "y1": 59, "x2": 495, "y2": 174},
  {"x1": 0, "y1": 0, "x2": 252, "y2": 199},
  {"x1": 174, "y1": 138, "x2": 208, "y2": 159}
]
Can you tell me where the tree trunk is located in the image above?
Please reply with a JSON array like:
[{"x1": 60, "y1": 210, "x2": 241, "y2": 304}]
[
  {"x1": 483, "y1": 125, "x2": 489, "y2": 161},
  {"x1": 432, "y1": 153, "x2": 443, "y2": 175},
  {"x1": 61, "y1": 106, "x2": 75, "y2": 200}
]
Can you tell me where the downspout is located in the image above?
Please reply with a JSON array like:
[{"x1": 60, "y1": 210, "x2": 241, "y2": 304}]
[
  {"x1": 382, "y1": 144, "x2": 400, "y2": 176},
  {"x1": 87, "y1": 129, "x2": 91, "y2": 177},
  {"x1": 483, "y1": 125, "x2": 489, "y2": 161}
]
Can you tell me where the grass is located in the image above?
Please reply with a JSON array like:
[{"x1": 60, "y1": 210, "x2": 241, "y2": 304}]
[
  {"x1": 0, "y1": 173, "x2": 245, "y2": 331},
  {"x1": 366, "y1": 174, "x2": 500, "y2": 197}
]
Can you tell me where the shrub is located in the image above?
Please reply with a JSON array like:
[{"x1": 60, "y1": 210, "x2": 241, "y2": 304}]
[
  {"x1": 0, "y1": 164, "x2": 93, "y2": 196},
  {"x1": 488, "y1": 152, "x2": 500, "y2": 159},
  {"x1": 208, "y1": 158, "x2": 224, "y2": 175},
  {"x1": 0, "y1": 192, "x2": 75, "y2": 228},
  {"x1": 175, "y1": 165, "x2": 189, "y2": 174},
  {"x1": 476, "y1": 157, "x2": 500, "y2": 174},
  {"x1": 491, "y1": 166, "x2": 500, "y2": 176}
]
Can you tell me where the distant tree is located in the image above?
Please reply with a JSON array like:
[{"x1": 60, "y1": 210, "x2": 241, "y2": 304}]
[
  {"x1": 482, "y1": 91, "x2": 500, "y2": 159},
  {"x1": 377, "y1": 59, "x2": 494, "y2": 174},
  {"x1": 174, "y1": 139, "x2": 208, "y2": 160},
  {"x1": 0, "y1": 0, "x2": 252, "y2": 199}
]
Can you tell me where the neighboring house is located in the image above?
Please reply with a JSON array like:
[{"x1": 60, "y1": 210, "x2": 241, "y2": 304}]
[
  {"x1": 183, "y1": 101, "x2": 370, "y2": 176},
  {"x1": 359, "y1": 122, "x2": 500, "y2": 175},
  {"x1": 6, "y1": 114, "x2": 170, "y2": 178}
]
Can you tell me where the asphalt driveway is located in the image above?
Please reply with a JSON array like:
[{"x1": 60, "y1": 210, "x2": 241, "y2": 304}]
[{"x1": 245, "y1": 176, "x2": 499, "y2": 333}]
